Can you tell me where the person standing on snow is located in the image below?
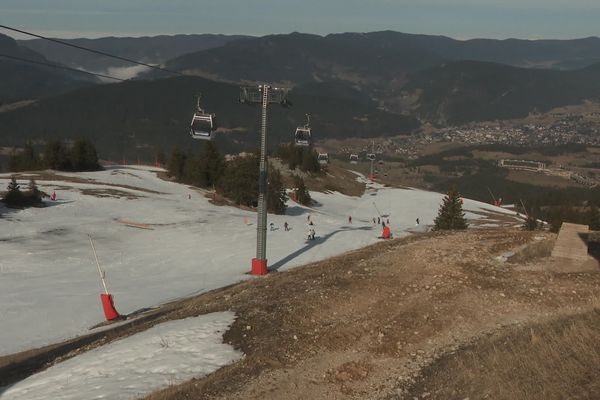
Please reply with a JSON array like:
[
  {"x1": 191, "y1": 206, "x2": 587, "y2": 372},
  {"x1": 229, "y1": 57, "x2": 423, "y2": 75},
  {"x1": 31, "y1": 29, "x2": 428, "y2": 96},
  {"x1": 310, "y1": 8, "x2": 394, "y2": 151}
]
[
  {"x1": 348, "y1": 215, "x2": 352, "y2": 224},
  {"x1": 284, "y1": 221, "x2": 289, "y2": 231}
]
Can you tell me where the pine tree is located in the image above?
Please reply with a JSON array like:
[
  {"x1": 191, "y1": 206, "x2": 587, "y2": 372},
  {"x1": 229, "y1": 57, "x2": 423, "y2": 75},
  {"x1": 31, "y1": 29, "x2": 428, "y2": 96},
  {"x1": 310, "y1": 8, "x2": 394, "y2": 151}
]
[
  {"x1": 434, "y1": 188, "x2": 468, "y2": 230},
  {"x1": 44, "y1": 139, "x2": 71, "y2": 170},
  {"x1": 69, "y1": 138, "x2": 100, "y2": 171},
  {"x1": 293, "y1": 174, "x2": 312, "y2": 205},
  {"x1": 167, "y1": 147, "x2": 187, "y2": 181},
  {"x1": 3, "y1": 176, "x2": 23, "y2": 207},
  {"x1": 201, "y1": 141, "x2": 225, "y2": 188},
  {"x1": 267, "y1": 165, "x2": 288, "y2": 214},
  {"x1": 7, "y1": 176, "x2": 20, "y2": 193},
  {"x1": 589, "y1": 203, "x2": 600, "y2": 231}
]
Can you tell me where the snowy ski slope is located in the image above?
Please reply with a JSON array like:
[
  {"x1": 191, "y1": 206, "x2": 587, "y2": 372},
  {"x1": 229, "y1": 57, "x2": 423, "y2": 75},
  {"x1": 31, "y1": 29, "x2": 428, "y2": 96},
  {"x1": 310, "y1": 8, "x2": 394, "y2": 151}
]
[{"x1": 0, "y1": 166, "x2": 516, "y2": 356}]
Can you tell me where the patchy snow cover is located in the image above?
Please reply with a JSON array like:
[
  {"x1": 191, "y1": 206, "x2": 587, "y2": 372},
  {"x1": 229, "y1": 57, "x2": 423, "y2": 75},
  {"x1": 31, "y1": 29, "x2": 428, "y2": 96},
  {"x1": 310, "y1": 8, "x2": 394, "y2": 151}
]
[
  {"x1": 0, "y1": 312, "x2": 241, "y2": 400},
  {"x1": 0, "y1": 166, "x2": 516, "y2": 355}
]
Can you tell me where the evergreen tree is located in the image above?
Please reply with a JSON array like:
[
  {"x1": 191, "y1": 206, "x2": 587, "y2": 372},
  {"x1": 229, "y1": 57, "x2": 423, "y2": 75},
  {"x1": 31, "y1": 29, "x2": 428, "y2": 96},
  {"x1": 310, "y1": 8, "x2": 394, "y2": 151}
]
[
  {"x1": 7, "y1": 151, "x2": 19, "y2": 172},
  {"x1": 7, "y1": 176, "x2": 20, "y2": 193},
  {"x1": 44, "y1": 139, "x2": 71, "y2": 170},
  {"x1": 434, "y1": 188, "x2": 468, "y2": 230},
  {"x1": 70, "y1": 138, "x2": 100, "y2": 171},
  {"x1": 277, "y1": 144, "x2": 321, "y2": 173},
  {"x1": 217, "y1": 154, "x2": 259, "y2": 206},
  {"x1": 167, "y1": 147, "x2": 187, "y2": 181},
  {"x1": 293, "y1": 174, "x2": 312, "y2": 205},
  {"x1": 27, "y1": 179, "x2": 42, "y2": 203},
  {"x1": 267, "y1": 165, "x2": 288, "y2": 214},
  {"x1": 182, "y1": 152, "x2": 203, "y2": 186},
  {"x1": 21, "y1": 141, "x2": 38, "y2": 170},
  {"x1": 200, "y1": 141, "x2": 225, "y2": 188},
  {"x1": 301, "y1": 148, "x2": 320, "y2": 173},
  {"x1": 3, "y1": 176, "x2": 23, "y2": 207},
  {"x1": 155, "y1": 147, "x2": 166, "y2": 167},
  {"x1": 589, "y1": 203, "x2": 600, "y2": 231}
]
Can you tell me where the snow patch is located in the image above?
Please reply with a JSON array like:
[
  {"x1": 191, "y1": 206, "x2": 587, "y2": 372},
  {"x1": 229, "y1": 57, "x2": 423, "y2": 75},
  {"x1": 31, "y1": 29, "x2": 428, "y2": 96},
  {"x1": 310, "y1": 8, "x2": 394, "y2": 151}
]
[{"x1": 0, "y1": 312, "x2": 241, "y2": 400}]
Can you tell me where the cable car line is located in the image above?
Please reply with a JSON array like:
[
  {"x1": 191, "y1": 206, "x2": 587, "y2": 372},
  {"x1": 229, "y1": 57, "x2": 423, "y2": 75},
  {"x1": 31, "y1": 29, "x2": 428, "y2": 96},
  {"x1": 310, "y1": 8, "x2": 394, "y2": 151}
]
[
  {"x1": 0, "y1": 24, "x2": 185, "y2": 77},
  {"x1": 0, "y1": 52, "x2": 125, "y2": 81}
]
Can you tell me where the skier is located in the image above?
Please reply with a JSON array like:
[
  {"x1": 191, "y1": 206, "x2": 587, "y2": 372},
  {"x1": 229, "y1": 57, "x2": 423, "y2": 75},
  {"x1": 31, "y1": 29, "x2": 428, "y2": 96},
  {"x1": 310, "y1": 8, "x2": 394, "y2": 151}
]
[
  {"x1": 348, "y1": 215, "x2": 352, "y2": 224},
  {"x1": 50, "y1": 191, "x2": 57, "y2": 201},
  {"x1": 284, "y1": 221, "x2": 289, "y2": 231},
  {"x1": 373, "y1": 217, "x2": 376, "y2": 224},
  {"x1": 270, "y1": 222, "x2": 275, "y2": 231},
  {"x1": 377, "y1": 217, "x2": 381, "y2": 224},
  {"x1": 386, "y1": 218, "x2": 390, "y2": 225},
  {"x1": 416, "y1": 217, "x2": 420, "y2": 225},
  {"x1": 310, "y1": 228, "x2": 316, "y2": 240}
]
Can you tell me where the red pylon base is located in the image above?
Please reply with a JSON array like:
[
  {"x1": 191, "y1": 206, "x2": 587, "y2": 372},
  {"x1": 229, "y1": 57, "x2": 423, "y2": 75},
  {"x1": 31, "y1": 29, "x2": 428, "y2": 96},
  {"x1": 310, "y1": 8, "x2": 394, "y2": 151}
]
[
  {"x1": 251, "y1": 258, "x2": 268, "y2": 276},
  {"x1": 100, "y1": 293, "x2": 121, "y2": 321}
]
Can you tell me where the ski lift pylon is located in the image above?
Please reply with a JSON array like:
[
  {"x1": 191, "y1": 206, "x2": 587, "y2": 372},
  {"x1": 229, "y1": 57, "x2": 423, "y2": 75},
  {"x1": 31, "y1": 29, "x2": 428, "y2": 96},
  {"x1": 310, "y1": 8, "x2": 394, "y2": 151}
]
[{"x1": 190, "y1": 94, "x2": 216, "y2": 141}]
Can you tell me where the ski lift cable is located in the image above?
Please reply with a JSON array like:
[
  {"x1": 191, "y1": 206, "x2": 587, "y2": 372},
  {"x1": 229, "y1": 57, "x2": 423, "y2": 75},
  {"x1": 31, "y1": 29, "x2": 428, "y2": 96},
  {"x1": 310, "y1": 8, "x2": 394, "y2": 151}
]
[
  {"x1": 0, "y1": 52, "x2": 124, "y2": 81},
  {"x1": 0, "y1": 24, "x2": 186, "y2": 77}
]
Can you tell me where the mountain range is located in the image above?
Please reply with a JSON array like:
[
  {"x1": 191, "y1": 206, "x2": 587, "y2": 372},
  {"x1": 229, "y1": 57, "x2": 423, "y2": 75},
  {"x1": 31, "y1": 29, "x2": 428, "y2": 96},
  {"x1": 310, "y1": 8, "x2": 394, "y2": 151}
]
[
  {"x1": 0, "y1": 76, "x2": 419, "y2": 160},
  {"x1": 0, "y1": 33, "x2": 93, "y2": 104},
  {"x1": 18, "y1": 34, "x2": 249, "y2": 72},
  {"x1": 2, "y1": 30, "x2": 600, "y2": 156}
]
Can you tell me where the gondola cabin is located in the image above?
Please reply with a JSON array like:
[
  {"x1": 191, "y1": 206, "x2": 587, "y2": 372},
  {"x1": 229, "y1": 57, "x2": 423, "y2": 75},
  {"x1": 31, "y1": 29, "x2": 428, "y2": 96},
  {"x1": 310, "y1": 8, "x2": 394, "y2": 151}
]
[
  {"x1": 366, "y1": 153, "x2": 376, "y2": 161},
  {"x1": 294, "y1": 126, "x2": 311, "y2": 146},
  {"x1": 294, "y1": 114, "x2": 312, "y2": 146},
  {"x1": 349, "y1": 154, "x2": 359, "y2": 164},
  {"x1": 318, "y1": 153, "x2": 329, "y2": 166},
  {"x1": 190, "y1": 114, "x2": 216, "y2": 140}
]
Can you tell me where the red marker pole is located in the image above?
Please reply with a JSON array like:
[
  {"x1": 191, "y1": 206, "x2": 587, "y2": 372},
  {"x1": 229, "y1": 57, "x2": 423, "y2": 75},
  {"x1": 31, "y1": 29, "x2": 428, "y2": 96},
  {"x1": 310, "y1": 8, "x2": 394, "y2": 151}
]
[{"x1": 89, "y1": 235, "x2": 120, "y2": 321}]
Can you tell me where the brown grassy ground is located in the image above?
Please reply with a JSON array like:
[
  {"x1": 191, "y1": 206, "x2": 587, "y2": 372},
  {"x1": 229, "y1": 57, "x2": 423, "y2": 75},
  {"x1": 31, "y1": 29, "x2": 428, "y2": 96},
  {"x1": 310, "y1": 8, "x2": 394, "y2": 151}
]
[
  {"x1": 2, "y1": 229, "x2": 599, "y2": 399},
  {"x1": 142, "y1": 229, "x2": 599, "y2": 400},
  {"x1": 405, "y1": 309, "x2": 600, "y2": 400}
]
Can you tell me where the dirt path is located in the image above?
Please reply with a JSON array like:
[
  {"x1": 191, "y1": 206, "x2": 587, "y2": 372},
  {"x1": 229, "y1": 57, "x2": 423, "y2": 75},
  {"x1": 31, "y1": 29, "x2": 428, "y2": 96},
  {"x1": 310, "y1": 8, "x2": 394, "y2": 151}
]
[{"x1": 144, "y1": 229, "x2": 600, "y2": 399}]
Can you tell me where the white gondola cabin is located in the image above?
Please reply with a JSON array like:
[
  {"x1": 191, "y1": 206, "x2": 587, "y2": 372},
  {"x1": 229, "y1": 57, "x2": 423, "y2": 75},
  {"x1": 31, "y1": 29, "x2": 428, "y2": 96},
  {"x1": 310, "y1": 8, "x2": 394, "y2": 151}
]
[
  {"x1": 349, "y1": 154, "x2": 359, "y2": 164},
  {"x1": 190, "y1": 95, "x2": 216, "y2": 141},
  {"x1": 366, "y1": 153, "x2": 376, "y2": 161},
  {"x1": 318, "y1": 153, "x2": 329, "y2": 166},
  {"x1": 294, "y1": 114, "x2": 312, "y2": 146}
]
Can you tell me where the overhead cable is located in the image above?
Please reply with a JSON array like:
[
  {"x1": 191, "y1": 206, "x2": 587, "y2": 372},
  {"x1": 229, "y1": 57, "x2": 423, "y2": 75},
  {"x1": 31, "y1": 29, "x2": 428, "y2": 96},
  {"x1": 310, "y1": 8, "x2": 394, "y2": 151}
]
[
  {"x1": 0, "y1": 24, "x2": 185, "y2": 76},
  {"x1": 0, "y1": 53, "x2": 125, "y2": 81}
]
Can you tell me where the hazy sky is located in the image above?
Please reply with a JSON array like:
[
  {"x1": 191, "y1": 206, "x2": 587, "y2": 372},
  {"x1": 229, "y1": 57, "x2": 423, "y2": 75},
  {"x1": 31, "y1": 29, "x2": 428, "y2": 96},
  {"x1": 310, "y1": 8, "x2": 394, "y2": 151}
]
[{"x1": 1, "y1": 0, "x2": 599, "y2": 40}]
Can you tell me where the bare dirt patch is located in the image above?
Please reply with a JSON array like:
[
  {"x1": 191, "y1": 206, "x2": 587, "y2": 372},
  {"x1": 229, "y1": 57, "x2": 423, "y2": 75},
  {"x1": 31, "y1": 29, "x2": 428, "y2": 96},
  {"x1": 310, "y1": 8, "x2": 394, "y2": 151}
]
[
  {"x1": 80, "y1": 188, "x2": 143, "y2": 199},
  {"x1": 4, "y1": 170, "x2": 165, "y2": 195}
]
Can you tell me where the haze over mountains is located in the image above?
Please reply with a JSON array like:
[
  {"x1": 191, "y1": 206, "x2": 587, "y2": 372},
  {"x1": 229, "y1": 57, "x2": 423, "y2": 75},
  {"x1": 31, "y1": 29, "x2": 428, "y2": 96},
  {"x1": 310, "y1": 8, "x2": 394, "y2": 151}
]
[
  {"x1": 0, "y1": 33, "x2": 93, "y2": 104},
  {"x1": 19, "y1": 34, "x2": 249, "y2": 72},
  {"x1": 2, "y1": 30, "x2": 600, "y2": 157}
]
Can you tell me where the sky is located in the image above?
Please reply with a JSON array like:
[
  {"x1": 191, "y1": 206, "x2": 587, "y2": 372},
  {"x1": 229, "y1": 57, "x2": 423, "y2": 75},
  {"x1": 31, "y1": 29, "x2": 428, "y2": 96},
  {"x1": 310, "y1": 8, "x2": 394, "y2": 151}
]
[{"x1": 1, "y1": 0, "x2": 599, "y2": 40}]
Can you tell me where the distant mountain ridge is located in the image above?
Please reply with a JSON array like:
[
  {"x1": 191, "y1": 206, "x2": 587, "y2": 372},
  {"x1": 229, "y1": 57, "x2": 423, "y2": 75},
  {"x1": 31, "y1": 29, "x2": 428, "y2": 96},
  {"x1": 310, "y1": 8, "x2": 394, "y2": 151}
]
[
  {"x1": 158, "y1": 31, "x2": 600, "y2": 116},
  {"x1": 19, "y1": 34, "x2": 251, "y2": 72},
  {"x1": 0, "y1": 76, "x2": 419, "y2": 161},
  {"x1": 0, "y1": 33, "x2": 92, "y2": 104},
  {"x1": 402, "y1": 60, "x2": 600, "y2": 124}
]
